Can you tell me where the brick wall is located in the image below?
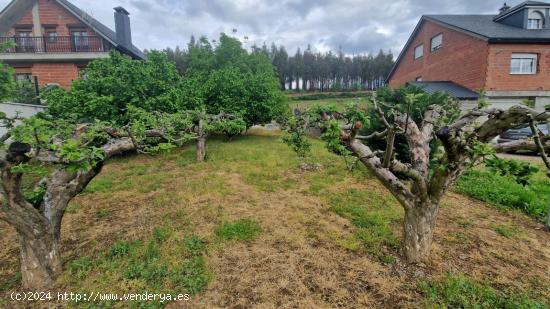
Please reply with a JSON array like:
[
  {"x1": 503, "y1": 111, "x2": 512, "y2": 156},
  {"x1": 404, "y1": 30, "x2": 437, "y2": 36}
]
[
  {"x1": 14, "y1": 63, "x2": 80, "y2": 89},
  {"x1": 8, "y1": 0, "x2": 98, "y2": 36},
  {"x1": 486, "y1": 43, "x2": 550, "y2": 91},
  {"x1": 31, "y1": 63, "x2": 79, "y2": 88},
  {"x1": 389, "y1": 20, "x2": 489, "y2": 91},
  {"x1": 7, "y1": 0, "x2": 100, "y2": 89}
]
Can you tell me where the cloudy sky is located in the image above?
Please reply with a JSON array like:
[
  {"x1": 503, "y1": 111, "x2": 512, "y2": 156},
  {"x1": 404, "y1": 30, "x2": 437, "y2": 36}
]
[{"x1": 0, "y1": 0, "x2": 521, "y2": 55}]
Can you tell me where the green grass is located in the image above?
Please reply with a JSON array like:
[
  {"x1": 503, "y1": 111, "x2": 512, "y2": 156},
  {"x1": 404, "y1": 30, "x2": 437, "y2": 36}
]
[
  {"x1": 0, "y1": 272, "x2": 21, "y2": 292},
  {"x1": 493, "y1": 224, "x2": 520, "y2": 238},
  {"x1": 419, "y1": 273, "x2": 548, "y2": 309},
  {"x1": 84, "y1": 176, "x2": 115, "y2": 194},
  {"x1": 327, "y1": 188, "x2": 402, "y2": 262},
  {"x1": 289, "y1": 97, "x2": 370, "y2": 112},
  {"x1": 215, "y1": 219, "x2": 262, "y2": 242},
  {"x1": 455, "y1": 168, "x2": 549, "y2": 220},
  {"x1": 62, "y1": 226, "x2": 210, "y2": 308}
]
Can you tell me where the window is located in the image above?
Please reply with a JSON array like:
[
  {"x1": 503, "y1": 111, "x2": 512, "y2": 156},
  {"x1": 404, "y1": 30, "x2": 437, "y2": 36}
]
[
  {"x1": 415, "y1": 76, "x2": 423, "y2": 82},
  {"x1": 15, "y1": 31, "x2": 34, "y2": 52},
  {"x1": 414, "y1": 44, "x2": 423, "y2": 60},
  {"x1": 528, "y1": 19, "x2": 542, "y2": 29},
  {"x1": 510, "y1": 53, "x2": 538, "y2": 74},
  {"x1": 46, "y1": 30, "x2": 58, "y2": 43},
  {"x1": 430, "y1": 34, "x2": 443, "y2": 52},
  {"x1": 527, "y1": 10, "x2": 544, "y2": 29},
  {"x1": 15, "y1": 73, "x2": 32, "y2": 83},
  {"x1": 70, "y1": 30, "x2": 89, "y2": 51}
]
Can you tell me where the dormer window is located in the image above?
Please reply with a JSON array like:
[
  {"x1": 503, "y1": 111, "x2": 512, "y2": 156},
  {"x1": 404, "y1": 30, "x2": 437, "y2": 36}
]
[{"x1": 527, "y1": 10, "x2": 544, "y2": 29}]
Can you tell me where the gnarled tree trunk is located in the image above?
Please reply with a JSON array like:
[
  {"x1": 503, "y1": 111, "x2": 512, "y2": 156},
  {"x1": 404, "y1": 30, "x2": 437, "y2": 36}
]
[
  {"x1": 0, "y1": 138, "x2": 136, "y2": 289},
  {"x1": 196, "y1": 136, "x2": 206, "y2": 162},
  {"x1": 196, "y1": 119, "x2": 207, "y2": 162},
  {"x1": 403, "y1": 201, "x2": 439, "y2": 262},
  {"x1": 16, "y1": 225, "x2": 61, "y2": 289}
]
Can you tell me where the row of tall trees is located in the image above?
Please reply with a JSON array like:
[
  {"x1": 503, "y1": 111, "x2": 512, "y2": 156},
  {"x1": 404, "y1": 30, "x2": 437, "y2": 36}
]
[{"x1": 165, "y1": 38, "x2": 395, "y2": 92}]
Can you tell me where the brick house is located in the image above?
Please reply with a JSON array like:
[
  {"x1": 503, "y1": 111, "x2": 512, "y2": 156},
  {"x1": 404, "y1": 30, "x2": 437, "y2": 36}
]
[
  {"x1": 387, "y1": 1, "x2": 550, "y2": 110},
  {"x1": 0, "y1": 0, "x2": 144, "y2": 89}
]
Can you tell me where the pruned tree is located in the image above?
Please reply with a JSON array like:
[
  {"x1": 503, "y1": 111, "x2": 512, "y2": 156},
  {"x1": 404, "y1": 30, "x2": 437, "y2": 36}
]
[
  {"x1": 0, "y1": 110, "x2": 195, "y2": 289},
  {"x1": 190, "y1": 110, "x2": 246, "y2": 162},
  {"x1": 283, "y1": 89, "x2": 550, "y2": 262}
]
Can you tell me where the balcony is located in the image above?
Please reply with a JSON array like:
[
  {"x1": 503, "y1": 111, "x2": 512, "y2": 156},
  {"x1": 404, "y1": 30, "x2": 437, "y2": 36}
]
[{"x1": 0, "y1": 36, "x2": 106, "y2": 53}]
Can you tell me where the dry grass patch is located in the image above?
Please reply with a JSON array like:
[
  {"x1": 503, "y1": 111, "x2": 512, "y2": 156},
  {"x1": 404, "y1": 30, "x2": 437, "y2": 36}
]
[{"x1": 0, "y1": 135, "x2": 549, "y2": 308}]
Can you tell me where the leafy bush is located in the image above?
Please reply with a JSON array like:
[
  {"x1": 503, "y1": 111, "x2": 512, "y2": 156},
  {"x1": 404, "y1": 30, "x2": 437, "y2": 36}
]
[
  {"x1": 13, "y1": 81, "x2": 39, "y2": 105},
  {"x1": 484, "y1": 155, "x2": 539, "y2": 186},
  {"x1": 455, "y1": 169, "x2": 548, "y2": 219},
  {"x1": 181, "y1": 34, "x2": 286, "y2": 128},
  {"x1": 419, "y1": 273, "x2": 547, "y2": 308},
  {"x1": 44, "y1": 51, "x2": 190, "y2": 124}
]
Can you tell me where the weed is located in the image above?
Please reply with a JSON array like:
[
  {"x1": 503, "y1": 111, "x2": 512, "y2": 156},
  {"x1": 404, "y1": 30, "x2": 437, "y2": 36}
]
[
  {"x1": 493, "y1": 224, "x2": 519, "y2": 238},
  {"x1": 419, "y1": 273, "x2": 547, "y2": 308},
  {"x1": 328, "y1": 188, "x2": 401, "y2": 257},
  {"x1": 96, "y1": 209, "x2": 110, "y2": 218},
  {"x1": 107, "y1": 240, "x2": 136, "y2": 259},
  {"x1": 84, "y1": 177, "x2": 114, "y2": 194},
  {"x1": 215, "y1": 219, "x2": 262, "y2": 241},
  {"x1": 170, "y1": 256, "x2": 210, "y2": 295},
  {"x1": 0, "y1": 272, "x2": 21, "y2": 292},
  {"x1": 65, "y1": 202, "x2": 82, "y2": 214},
  {"x1": 67, "y1": 256, "x2": 94, "y2": 280}
]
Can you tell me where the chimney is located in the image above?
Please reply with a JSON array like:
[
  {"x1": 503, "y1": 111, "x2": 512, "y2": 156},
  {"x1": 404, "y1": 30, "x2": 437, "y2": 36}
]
[
  {"x1": 499, "y1": 2, "x2": 511, "y2": 14},
  {"x1": 114, "y1": 7, "x2": 132, "y2": 49}
]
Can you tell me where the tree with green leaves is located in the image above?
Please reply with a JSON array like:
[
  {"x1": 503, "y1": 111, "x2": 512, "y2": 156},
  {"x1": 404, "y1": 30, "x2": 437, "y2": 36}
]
[
  {"x1": 283, "y1": 87, "x2": 550, "y2": 262},
  {"x1": 179, "y1": 33, "x2": 286, "y2": 128},
  {"x1": 0, "y1": 111, "x2": 195, "y2": 289},
  {"x1": 44, "y1": 51, "x2": 191, "y2": 125}
]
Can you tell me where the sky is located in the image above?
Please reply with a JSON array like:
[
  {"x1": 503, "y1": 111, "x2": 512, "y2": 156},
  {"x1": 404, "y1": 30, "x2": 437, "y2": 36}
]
[{"x1": 0, "y1": 0, "x2": 524, "y2": 56}]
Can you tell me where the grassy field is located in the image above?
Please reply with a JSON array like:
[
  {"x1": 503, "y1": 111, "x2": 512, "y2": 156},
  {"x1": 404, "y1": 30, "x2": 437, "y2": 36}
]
[
  {"x1": 0, "y1": 133, "x2": 549, "y2": 308},
  {"x1": 456, "y1": 162, "x2": 549, "y2": 220},
  {"x1": 289, "y1": 97, "x2": 370, "y2": 111}
]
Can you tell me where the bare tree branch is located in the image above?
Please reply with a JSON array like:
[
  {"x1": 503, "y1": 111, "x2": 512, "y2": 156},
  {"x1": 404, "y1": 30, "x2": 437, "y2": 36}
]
[
  {"x1": 529, "y1": 115, "x2": 550, "y2": 171},
  {"x1": 356, "y1": 129, "x2": 388, "y2": 141},
  {"x1": 347, "y1": 138, "x2": 415, "y2": 210}
]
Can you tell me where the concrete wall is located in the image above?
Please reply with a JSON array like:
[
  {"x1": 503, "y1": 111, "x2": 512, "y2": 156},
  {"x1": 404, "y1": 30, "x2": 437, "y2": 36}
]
[{"x1": 0, "y1": 102, "x2": 46, "y2": 136}]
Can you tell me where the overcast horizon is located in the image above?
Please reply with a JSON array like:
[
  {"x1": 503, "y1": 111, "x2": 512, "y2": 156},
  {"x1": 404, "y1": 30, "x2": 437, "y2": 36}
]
[{"x1": 0, "y1": 0, "x2": 525, "y2": 56}]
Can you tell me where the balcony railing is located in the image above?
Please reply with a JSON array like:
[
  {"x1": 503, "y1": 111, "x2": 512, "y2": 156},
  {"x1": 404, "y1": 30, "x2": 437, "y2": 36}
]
[{"x1": 0, "y1": 36, "x2": 106, "y2": 53}]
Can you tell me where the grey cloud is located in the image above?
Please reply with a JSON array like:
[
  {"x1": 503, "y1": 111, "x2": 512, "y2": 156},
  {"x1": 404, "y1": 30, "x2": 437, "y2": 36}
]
[{"x1": 0, "y1": 0, "x2": 529, "y2": 56}]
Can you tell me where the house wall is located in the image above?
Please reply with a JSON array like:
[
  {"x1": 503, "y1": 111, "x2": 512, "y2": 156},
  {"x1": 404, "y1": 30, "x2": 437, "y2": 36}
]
[
  {"x1": 4, "y1": 0, "x2": 103, "y2": 88},
  {"x1": 7, "y1": 0, "x2": 98, "y2": 37},
  {"x1": 389, "y1": 20, "x2": 490, "y2": 90},
  {"x1": 486, "y1": 43, "x2": 550, "y2": 91}
]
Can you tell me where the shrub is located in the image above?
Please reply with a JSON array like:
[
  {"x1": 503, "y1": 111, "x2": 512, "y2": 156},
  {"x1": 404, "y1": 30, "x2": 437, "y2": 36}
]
[
  {"x1": 44, "y1": 51, "x2": 190, "y2": 124},
  {"x1": 455, "y1": 169, "x2": 548, "y2": 219},
  {"x1": 182, "y1": 33, "x2": 286, "y2": 128}
]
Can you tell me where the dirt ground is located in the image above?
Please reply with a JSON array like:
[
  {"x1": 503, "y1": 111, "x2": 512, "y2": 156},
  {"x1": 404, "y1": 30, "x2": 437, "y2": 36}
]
[{"x1": 1, "y1": 138, "x2": 549, "y2": 308}]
